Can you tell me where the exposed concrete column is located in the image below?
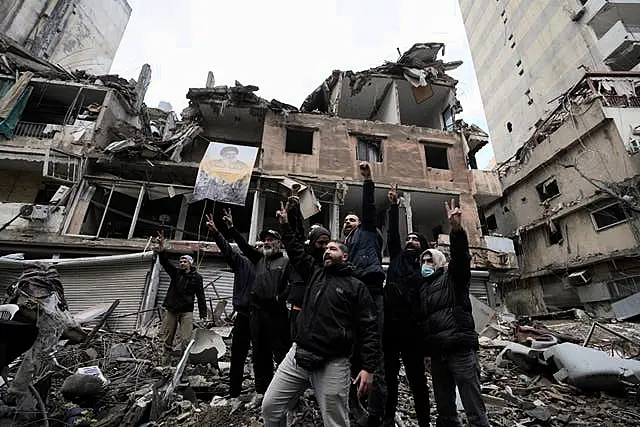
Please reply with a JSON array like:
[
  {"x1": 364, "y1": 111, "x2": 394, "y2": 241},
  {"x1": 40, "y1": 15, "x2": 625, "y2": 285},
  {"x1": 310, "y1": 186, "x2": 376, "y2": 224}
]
[
  {"x1": 174, "y1": 195, "x2": 189, "y2": 240},
  {"x1": 330, "y1": 189, "x2": 342, "y2": 240},
  {"x1": 402, "y1": 192, "x2": 413, "y2": 234},
  {"x1": 249, "y1": 190, "x2": 265, "y2": 244}
]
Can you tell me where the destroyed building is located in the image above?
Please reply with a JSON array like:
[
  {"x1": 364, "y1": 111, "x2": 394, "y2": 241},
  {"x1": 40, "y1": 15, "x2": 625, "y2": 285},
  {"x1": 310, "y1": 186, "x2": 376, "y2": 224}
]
[
  {"x1": 480, "y1": 73, "x2": 640, "y2": 318},
  {"x1": 459, "y1": 0, "x2": 640, "y2": 164},
  {"x1": 460, "y1": 1, "x2": 640, "y2": 318},
  {"x1": 1, "y1": 0, "x2": 131, "y2": 74},
  {"x1": 0, "y1": 41, "x2": 513, "y2": 331}
]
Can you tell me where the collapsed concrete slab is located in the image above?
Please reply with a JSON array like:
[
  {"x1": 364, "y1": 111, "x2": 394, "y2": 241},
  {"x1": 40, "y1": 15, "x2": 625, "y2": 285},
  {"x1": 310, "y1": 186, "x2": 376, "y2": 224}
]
[{"x1": 543, "y1": 342, "x2": 640, "y2": 393}]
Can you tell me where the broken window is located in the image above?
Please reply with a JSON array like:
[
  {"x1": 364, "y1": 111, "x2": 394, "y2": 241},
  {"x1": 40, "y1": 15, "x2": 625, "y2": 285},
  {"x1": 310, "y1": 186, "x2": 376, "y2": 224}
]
[
  {"x1": 424, "y1": 144, "x2": 449, "y2": 169},
  {"x1": 43, "y1": 148, "x2": 81, "y2": 183},
  {"x1": 486, "y1": 214, "x2": 498, "y2": 232},
  {"x1": 535, "y1": 178, "x2": 560, "y2": 201},
  {"x1": 442, "y1": 106, "x2": 455, "y2": 131},
  {"x1": 285, "y1": 128, "x2": 314, "y2": 155},
  {"x1": 356, "y1": 137, "x2": 383, "y2": 163},
  {"x1": 590, "y1": 202, "x2": 628, "y2": 231},
  {"x1": 546, "y1": 220, "x2": 563, "y2": 245}
]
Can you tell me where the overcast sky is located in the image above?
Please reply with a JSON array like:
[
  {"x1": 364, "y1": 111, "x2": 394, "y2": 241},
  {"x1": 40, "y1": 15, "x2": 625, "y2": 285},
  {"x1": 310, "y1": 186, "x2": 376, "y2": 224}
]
[{"x1": 110, "y1": 0, "x2": 494, "y2": 168}]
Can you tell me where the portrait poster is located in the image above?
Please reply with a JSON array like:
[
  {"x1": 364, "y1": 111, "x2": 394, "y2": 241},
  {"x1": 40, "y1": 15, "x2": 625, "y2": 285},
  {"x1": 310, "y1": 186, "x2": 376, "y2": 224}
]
[{"x1": 193, "y1": 141, "x2": 258, "y2": 206}]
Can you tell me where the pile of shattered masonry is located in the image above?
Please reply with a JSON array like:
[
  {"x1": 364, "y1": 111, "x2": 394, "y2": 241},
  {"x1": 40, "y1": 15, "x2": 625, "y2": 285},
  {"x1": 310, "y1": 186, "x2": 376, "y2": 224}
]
[{"x1": 2, "y1": 302, "x2": 640, "y2": 427}]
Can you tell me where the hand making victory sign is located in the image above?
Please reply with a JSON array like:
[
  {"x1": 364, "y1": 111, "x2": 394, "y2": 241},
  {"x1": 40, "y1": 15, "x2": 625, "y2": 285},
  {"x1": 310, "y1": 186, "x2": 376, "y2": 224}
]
[{"x1": 445, "y1": 198, "x2": 462, "y2": 231}]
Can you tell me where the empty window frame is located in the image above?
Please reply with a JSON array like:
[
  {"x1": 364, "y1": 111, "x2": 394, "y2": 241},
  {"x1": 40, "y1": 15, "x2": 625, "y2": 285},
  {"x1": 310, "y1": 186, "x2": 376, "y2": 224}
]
[
  {"x1": 590, "y1": 202, "x2": 628, "y2": 231},
  {"x1": 356, "y1": 136, "x2": 383, "y2": 163},
  {"x1": 486, "y1": 214, "x2": 498, "y2": 231},
  {"x1": 285, "y1": 128, "x2": 314, "y2": 154},
  {"x1": 424, "y1": 144, "x2": 449, "y2": 169},
  {"x1": 547, "y1": 220, "x2": 563, "y2": 245},
  {"x1": 535, "y1": 178, "x2": 560, "y2": 201},
  {"x1": 442, "y1": 106, "x2": 455, "y2": 131}
]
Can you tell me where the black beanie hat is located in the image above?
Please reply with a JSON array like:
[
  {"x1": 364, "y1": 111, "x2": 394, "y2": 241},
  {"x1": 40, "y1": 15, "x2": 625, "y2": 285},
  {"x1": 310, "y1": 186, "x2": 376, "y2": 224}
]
[
  {"x1": 308, "y1": 226, "x2": 330, "y2": 245},
  {"x1": 407, "y1": 232, "x2": 429, "y2": 252}
]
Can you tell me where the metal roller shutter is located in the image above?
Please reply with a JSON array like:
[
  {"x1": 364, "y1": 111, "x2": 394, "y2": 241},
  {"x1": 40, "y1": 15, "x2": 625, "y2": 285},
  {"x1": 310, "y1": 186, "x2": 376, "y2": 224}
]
[
  {"x1": 0, "y1": 253, "x2": 154, "y2": 332},
  {"x1": 156, "y1": 256, "x2": 235, "y2": 319}
]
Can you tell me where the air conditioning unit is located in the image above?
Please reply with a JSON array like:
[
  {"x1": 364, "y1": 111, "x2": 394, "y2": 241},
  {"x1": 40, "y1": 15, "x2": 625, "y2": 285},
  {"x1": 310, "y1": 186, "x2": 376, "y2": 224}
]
[
  {"x1": 626, "y1": 138, "x2": 640, "y2": 155},
  {"x1": 567, "y1": 270, "x2": 591, "y2": 286}
]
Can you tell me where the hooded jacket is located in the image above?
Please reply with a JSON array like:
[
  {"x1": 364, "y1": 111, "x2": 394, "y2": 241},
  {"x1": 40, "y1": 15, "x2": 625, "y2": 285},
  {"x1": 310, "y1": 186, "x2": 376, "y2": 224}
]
[
  {"x1": 417, "y1": 228, "x2": 478, "y2": 355},
  {"x1": 344, "y1": 179, "x2": 385, "y2": 294},
  {"x1": 282, "y1": 221, "x2": 380, "y2": 372},
  {"x1": 211, "y1": 230, "x2": 255, "y2": 314},
  {"x1": 159, "y1": 251, "x2": 207, "y2": 315},
  {"x1": 384, "y1": 203, "x2": 428, "y2": 341},
  {"x1": 287, "y1": 223, "x2": 331, "y2": 308},
  {"x1": 228, "y1": 227, "x2": 291, "y2": 311}
]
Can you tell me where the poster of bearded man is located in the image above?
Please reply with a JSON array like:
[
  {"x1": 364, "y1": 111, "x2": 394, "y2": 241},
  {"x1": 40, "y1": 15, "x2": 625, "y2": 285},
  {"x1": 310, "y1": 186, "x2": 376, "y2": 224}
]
[{"x1": 193, "y1": 141, "x2": 258, "y2": 206}]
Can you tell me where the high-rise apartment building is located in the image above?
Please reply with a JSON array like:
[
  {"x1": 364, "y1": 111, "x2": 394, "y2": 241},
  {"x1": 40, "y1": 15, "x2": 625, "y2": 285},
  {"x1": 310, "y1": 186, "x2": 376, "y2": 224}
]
[{"x1": 459, "y1": 0, "x2": 640, "y2": 163}]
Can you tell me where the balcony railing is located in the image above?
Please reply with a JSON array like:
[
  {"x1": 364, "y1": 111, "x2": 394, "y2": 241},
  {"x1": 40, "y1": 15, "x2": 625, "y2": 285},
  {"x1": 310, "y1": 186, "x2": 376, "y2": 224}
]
[
  {"x1": 13, "y1": 122, "x2": 55, "y2": 139},
  {"x1": 603, "y1": 95, "x2": 640, "y2": 107}
]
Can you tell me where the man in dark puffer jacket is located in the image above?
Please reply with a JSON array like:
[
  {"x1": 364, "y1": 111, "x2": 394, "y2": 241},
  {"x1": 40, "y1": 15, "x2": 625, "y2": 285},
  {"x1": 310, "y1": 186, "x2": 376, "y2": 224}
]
[
  {"x1": 418, "y1": 200, "x2": 489, "y2": 427},
  {"x1": 383, "y1": 185, "x2": 430, "y2": 427},
  {"x1": 262, "y1": 198, "x2": 380, "y2": 426}
]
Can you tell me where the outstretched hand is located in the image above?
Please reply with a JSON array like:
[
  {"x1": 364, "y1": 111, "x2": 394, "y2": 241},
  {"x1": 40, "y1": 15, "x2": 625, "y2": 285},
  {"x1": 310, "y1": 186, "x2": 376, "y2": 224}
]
[
  {"x1": 445, "y1": 198, "x2": 462, "y2": 231},
  {"x1": 276, "y1": 201, "x2": 288, "y2": 225},
  {"x1": 154, "y1": 230, "x2": 165, "y2": 252},
  {"x1": 205, "y1": 213, "x2": 217, "y2": 232},
  {"x1": 359, "y1": 162, "x2": 372, "y2": 180},
  {"x1": 388, "y1": 183, "x2": 398, "y2": 205},
  {"x1": 222, "y1": 208, "x2": 233, "y2": 228}
]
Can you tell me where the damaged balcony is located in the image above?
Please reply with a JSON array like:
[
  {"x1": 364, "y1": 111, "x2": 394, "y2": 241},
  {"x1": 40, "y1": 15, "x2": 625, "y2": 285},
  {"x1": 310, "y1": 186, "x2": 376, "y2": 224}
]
[
  {"x1": 301, "y1": 43, "x2": 463, "y2": 130},
  {"x1": 583, "y1": 0, "x2": 640, "y2": 39},
  {"x1": 597, "y1": 21, "x2": 640, "y2": 70},
  {"x1": 0, "y1": 75, "x2": 108, "y2": 150}
]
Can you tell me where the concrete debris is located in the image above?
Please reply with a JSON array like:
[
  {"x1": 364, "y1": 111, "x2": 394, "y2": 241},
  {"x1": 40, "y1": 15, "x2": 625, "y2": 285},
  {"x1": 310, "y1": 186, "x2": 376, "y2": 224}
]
[{"x1": 189, "y1": 328, "x2": 226, "y2": 365}]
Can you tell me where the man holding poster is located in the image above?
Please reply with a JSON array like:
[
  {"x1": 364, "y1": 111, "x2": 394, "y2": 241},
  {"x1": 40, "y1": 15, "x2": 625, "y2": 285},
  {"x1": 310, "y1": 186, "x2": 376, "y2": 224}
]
[{"x1": 193, "y1": 142, "x2": 258, "y2": 205}]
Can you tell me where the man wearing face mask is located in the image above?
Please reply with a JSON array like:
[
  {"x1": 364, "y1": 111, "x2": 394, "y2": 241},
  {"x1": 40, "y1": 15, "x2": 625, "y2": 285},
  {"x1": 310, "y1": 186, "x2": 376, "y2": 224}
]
[
  {"x1": 418, "y1": 200, "x2": 489, "y2": 427},
  {"x1": 383, "y1": 185, "x2": 431, "y2": 427},
  {"x1": 223, "y1": 208, "x2": 292, "y2": 396}
]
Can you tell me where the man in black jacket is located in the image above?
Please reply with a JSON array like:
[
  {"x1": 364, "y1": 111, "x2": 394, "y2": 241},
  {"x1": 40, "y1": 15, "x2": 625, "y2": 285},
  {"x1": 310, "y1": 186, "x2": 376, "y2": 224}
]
[
  {"x1": 154, "y1": 231, "x2": 207, "y2": 355},
  {"x1": 222, "y1": 209, "x2": 291, "y2": 395},
  {"x1": 383, "y1": 185, "x2": 430, "y2": 427},
  {"x1": 343, "y1": 162, "x2": 386, "y2": 426},
  {"x1": 418, "y1": 200, "x2": 489, "y2": 427},
  {"x1": 261, "y1": 200, "x2": 380, "y2": 427},
  {"x1": 206, "y1": 213, "x2": 256, "y2": 398}
]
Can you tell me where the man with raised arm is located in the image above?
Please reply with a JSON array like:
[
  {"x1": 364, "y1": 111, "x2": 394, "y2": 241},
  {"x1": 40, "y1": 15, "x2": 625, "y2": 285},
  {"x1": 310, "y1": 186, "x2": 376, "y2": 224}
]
[
  {"x1": 342, "y1": 161, "x2": 386, "y2": 426},
  {"x1": 221, "y1": 208, "x2": 291, "y2": 396},
  {"x1": 154, "y1": 231, "x2": 207, "y2": 357},
  {"x1": 205, "y1": 214, "x2": 256, "y2": 398},
  {"x1": 261, "y1": 197, "x2": 380, "y2": 426},
  {"x1": 418, "y1": 200, "x2": 490, "y2": 427},
  {"x1": 383, "y1": 185, "x2": 431, "y2": 426}
]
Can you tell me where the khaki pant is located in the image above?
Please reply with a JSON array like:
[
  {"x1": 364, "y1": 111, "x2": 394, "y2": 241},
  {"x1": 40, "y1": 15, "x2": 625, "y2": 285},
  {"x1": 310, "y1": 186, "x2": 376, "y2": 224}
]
[{"x1": 162, "y1": 310, "x2": 193, "y2": 352}]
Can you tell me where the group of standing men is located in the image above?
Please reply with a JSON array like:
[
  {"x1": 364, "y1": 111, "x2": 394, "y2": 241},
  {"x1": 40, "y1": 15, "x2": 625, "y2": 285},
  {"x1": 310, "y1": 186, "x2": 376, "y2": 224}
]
[{"x1": 155, "y1": 162, "x2": 490, "y2": 427}]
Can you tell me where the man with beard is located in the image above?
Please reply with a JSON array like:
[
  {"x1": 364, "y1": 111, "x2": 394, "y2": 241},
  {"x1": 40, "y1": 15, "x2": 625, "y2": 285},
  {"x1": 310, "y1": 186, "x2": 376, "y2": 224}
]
[
  {"x1": 343, "y1": 162, "x2": 386, "y2": 426},
  {"x1": 261, "y1": 199, "x2": 380, "y2": 426},
  {"x1": 418, "y1": 200, "x2": 489, "y2": 427},
  {"x1": 205, "y1": 214, "x2": 256, "y2": 398},
  {"x1": 154, "y1": 231, "x2": 207, "y2": 356},
  {"x1": 383, "y1": 185, "x2": 430, "y2": 426},
  {"x1": 223, "y1": 208, "x2": 292, "y2": 396}
]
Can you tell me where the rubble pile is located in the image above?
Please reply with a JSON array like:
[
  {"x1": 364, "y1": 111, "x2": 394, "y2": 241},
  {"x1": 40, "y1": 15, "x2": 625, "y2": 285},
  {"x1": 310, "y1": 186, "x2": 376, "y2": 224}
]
[{"x1": 474, "y1": 310, "x2": 640, "y2": 427}]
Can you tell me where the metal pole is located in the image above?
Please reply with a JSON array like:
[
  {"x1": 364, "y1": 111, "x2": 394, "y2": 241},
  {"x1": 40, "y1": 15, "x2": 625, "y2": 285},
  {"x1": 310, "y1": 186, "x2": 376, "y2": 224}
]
[
  {"x1": 128, "y1": 184, "x2": 146, "y2": 239},
  {"x1": 96, "y1": 184, "x2": 115, "y2": 238}
]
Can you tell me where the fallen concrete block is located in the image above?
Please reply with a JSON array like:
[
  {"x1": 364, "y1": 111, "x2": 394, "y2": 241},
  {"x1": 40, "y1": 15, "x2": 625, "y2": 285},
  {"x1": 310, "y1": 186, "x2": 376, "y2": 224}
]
[{"x1": 543, "y1": 342, "x2": 640, "y2": 393}]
